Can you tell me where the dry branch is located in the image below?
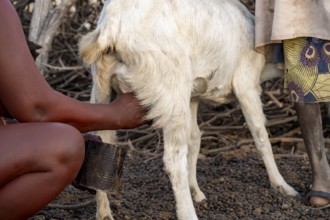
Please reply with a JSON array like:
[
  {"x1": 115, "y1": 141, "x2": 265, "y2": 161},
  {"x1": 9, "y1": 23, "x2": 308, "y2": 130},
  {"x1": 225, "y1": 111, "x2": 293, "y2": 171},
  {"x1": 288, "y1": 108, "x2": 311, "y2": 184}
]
[
  {"x1": 29, "y1": 0, "x2": 79, "y2": 74},
  {"x1": 13, "y1": 0, "x2": 330, "y2": 160}
]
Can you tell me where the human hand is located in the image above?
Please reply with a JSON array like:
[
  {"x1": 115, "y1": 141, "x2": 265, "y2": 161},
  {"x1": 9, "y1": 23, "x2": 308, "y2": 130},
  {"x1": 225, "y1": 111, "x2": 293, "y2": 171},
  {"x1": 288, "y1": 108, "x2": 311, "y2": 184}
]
[{"x1": 110, "y1": 92, "x2": 147, "y2": 129}]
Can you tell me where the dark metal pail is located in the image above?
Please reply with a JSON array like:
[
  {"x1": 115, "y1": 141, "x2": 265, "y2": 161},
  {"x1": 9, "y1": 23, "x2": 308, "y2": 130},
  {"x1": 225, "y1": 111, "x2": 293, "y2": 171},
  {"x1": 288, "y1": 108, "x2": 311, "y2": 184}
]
[{"x1": 75, "y1": 140, "x2": 126, "y2": 191}]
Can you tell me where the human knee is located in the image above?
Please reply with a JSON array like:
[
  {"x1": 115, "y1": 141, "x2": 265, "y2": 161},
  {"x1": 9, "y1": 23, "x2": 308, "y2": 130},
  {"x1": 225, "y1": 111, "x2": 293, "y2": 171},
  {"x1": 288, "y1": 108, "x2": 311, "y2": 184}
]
[{"x1": 47, "y1": 123, "x2": 85, "y2": 172}]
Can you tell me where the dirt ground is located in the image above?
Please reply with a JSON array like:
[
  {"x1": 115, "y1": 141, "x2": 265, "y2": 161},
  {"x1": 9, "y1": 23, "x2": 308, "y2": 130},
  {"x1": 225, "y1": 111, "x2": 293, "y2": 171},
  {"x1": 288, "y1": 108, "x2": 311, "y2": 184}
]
[
  {"x1": 28, "y1": 102, "x2": 330, "y2": 220},
  {"x1": 29, "y1": 143, "x2": 330, "y2": 220}
]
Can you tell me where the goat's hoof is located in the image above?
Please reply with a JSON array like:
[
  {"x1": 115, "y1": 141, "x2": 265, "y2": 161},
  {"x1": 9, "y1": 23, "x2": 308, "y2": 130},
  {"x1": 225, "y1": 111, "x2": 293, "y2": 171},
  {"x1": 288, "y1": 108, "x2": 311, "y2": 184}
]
[
  {"x1": 288, "y1": 189, "x2": 300, "y2": 197},
  {"x1": 96, "y1": 214, "x2": 114, "y2": 220},
  {"x1": 196, "y1": 199, "x2": 209, "y2": 209},
  {"x1": 274, "y1": 184, "x2": 299, "y2": 197},
  {"x1": 193, "y1": 192, "x2": 207, "y2": 203}
]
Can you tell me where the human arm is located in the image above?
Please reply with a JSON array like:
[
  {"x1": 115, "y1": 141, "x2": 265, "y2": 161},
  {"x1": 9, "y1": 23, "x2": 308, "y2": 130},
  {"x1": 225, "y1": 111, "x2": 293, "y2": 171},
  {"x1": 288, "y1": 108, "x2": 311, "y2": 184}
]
[{"x1": 0, "y1": 0, "x2": 145, "y2": 132}]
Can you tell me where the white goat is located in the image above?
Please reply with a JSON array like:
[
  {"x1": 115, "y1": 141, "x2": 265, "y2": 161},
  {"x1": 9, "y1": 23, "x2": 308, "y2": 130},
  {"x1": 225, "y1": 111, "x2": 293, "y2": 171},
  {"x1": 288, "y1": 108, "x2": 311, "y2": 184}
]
[{"x1": 79, "y1": 0, "x2": 297, "y2": 219}]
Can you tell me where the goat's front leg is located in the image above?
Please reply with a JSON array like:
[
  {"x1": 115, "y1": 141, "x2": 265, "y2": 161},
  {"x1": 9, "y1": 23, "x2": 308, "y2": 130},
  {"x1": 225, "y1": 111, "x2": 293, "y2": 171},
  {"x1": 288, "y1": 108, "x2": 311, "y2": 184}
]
[
  {"x1": 188, "y1": 101, "x2": 206, "y2": 203},
  {"x1": 163, "y1": 116, "x2": 199, "y2": 220},
  {"x1": 234, "y1": 82, "x2": 298, "y2": 196}
]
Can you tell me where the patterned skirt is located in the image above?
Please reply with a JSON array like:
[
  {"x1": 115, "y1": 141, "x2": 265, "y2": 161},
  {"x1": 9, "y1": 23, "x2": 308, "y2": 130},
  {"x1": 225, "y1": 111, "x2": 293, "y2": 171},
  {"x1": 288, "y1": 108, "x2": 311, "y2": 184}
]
[{"x1": 283, "y1": 37, "x2": 330, "y2": 103}]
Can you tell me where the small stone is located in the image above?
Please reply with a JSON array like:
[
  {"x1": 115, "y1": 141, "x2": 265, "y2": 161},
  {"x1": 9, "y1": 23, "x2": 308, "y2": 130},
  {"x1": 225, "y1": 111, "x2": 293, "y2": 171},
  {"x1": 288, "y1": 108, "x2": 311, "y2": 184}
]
[{"x1": 253, "y1": 207, "x2": 262, "y2": 216}]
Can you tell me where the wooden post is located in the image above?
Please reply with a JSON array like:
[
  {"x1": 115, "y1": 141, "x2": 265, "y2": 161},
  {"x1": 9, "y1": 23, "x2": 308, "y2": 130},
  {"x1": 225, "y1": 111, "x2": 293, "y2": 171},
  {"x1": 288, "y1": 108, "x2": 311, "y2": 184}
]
[{"x1": 28, "y1": 0, "x2": 78, "y2": 74}]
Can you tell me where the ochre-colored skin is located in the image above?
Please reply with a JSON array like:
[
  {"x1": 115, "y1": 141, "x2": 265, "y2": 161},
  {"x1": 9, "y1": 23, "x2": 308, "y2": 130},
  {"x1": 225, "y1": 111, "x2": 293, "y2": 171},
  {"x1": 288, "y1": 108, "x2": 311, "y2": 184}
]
[{"x1": 0, "y1": 0, "x2": 145, "y2": 219}]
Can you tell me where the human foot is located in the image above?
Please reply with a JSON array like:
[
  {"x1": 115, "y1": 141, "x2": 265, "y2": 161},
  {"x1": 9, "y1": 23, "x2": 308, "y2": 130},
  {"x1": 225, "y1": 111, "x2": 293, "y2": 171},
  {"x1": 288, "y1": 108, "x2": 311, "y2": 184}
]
[{"x1": 306, "y1": 190, "x2": 330, "y2": 209}]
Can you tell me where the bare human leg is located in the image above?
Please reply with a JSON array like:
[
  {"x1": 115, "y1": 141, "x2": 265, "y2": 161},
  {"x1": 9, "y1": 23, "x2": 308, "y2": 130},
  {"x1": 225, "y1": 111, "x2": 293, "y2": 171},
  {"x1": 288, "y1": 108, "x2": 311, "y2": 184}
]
[
  {"x1": 294, "y1": 102, "x2": 330, "y2": 208},
  {"x1": 0, "y1": 122, "x2": 85, "y2": 219}
]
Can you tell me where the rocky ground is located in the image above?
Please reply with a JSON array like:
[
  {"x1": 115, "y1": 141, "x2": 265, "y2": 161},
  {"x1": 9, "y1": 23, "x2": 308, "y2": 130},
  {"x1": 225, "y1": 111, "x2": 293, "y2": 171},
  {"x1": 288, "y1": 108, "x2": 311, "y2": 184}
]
[
  {"x1": 28, "y1": 100, "x2": 330, "y2": 220},
  {"x1": 29, "y1": 140, "x2": 330, "y2": 220}
]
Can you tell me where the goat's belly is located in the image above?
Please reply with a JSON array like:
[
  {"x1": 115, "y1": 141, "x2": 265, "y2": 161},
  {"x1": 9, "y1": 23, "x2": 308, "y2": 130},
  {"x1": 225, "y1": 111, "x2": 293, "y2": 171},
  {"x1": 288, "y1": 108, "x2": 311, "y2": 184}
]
[
  {"x1": 199, "y1": 92, "x2": 235, "y2": 106},
  {"x1": 192, "y1": 77, "x2": 235, "y2": 105}
]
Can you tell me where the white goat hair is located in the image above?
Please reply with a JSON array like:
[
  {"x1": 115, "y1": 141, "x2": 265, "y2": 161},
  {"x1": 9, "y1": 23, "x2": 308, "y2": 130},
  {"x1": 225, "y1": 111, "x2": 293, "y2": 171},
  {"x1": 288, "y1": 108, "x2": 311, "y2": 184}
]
[{"x1": 79, "y1": 0, "x2": 297, "y2": 219}]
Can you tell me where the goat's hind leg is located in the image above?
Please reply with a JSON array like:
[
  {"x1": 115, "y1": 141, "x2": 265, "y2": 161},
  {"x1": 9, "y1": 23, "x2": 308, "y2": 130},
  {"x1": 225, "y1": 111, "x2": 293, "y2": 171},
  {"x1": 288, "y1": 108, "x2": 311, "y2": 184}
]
[
  {"x1": 95, "y1": 191, "x2": 113, "y2": 220},
  {"x1": 163, "y1": 121, "x2": 199, "y2": 220},
  {"x1": 161, "y1": 98, "x2": 199, "y2": 219},
  {"x1": 188, "y1": 100, "x2": 206, "y2": 203},
  {"x1": 233, "y1": 75, "x2": 298, "y2": 196},
  {"x1": 90, "y1": 64, "x2": 116, "y2": 220}
]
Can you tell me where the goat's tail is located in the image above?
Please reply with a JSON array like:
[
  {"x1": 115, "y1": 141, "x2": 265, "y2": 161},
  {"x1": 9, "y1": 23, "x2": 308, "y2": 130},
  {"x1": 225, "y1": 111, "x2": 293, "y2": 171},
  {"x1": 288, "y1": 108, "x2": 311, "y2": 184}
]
[{"x1": 79, "y1": 29, "x2": 107, "y2": 65}]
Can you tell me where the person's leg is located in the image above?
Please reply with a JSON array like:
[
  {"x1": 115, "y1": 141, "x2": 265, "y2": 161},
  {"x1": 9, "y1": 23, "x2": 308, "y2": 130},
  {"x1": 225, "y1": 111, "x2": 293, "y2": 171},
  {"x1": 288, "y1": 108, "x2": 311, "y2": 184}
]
[
  {"x1": 0, "y1": 122, "x2": 85, "y2": 219},
  {"x1": 294, "y1": 102, "x2": 330, "y2": 207}
]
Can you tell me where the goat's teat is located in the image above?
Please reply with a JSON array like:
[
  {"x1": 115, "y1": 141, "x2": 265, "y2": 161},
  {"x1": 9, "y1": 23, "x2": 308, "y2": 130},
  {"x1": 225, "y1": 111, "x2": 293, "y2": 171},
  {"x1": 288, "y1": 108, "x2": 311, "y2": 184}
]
[{"x1": 191, "y1": 77, "x2": 208, "y2": 97}]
